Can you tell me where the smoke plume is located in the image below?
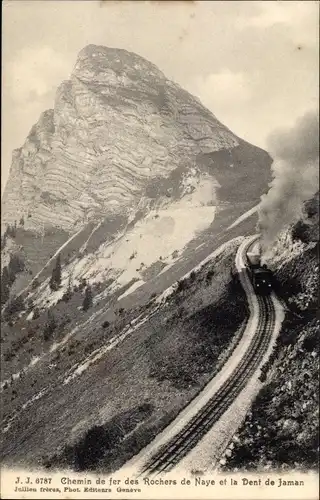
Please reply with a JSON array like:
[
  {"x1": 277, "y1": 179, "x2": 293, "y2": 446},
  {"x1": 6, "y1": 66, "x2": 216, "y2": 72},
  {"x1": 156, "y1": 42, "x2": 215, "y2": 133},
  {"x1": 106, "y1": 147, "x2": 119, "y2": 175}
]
[{"x1": 258, "y1": 109, "x2": 319, "y2": 250}]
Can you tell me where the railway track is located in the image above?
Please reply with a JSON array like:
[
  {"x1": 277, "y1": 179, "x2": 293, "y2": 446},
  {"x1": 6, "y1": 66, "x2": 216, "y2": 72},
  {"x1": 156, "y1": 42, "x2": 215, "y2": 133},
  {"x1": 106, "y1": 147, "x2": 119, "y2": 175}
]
[{"x1": 139, "y1": 245, "x2": 276, "y2": 475}]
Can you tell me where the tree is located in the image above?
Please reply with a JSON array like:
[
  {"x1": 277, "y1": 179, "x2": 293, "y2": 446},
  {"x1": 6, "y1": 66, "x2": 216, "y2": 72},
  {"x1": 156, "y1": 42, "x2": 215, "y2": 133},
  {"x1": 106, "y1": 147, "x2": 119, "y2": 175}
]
[
  {"x1": 44, "y1": 311, "x2": 57, "y2": 341},
  {"x1": 19, "y1": 216, "x2": 25, "y2": 227},
  {"x1": 79, "y1": 278, "x2": 87, "y2": 291},
  {"x1": 0, "y1": 255, "x2": 25, "y2": 306},
  {"x1": 31, "y1": 278, "x2": 40, "y2": 290},
  {"x1": 8, "y1": 254, "x2": 25, "y2": 277},
  {"x1": 4, "y1": 295, "x2": 24, "y2": 318},
  {"x1": 1, "y1": 233, "x2": 7, "y2": 250},
  {"x1": 49, "y1": 254, "x2": 62, "y2": 291},
  {"x1": 33, "y1": 307, "x2": 40, "y2": 320},
  {"x1": 62, "y1": 276, "x2": 73, "y2": 302},
  {"x1": 82, "y1": 285, "x2": 93, "y2": 311},
  {"x1": 1, "y1": 266, "x2": 10, "y2": 305},
  {"x1": 5, "y1": 223, "x2": 17, "y2": 238}
]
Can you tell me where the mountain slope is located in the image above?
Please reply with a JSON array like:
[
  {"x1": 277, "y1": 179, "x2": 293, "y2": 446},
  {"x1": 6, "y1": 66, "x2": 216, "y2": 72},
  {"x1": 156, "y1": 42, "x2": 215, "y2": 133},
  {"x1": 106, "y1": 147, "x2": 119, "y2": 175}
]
[
  {"x1": 0, "y1": 236, "x2": 250, "y2": 472},
  {"x1": 1, "y1": 45, "x2": 276, "y2": 473},
  {"x1": 221, "y1": 192, "x2": 319, "y2": 471},
  {"x1": 1, "y1": 44, "x2": 271, "y2": 304}
]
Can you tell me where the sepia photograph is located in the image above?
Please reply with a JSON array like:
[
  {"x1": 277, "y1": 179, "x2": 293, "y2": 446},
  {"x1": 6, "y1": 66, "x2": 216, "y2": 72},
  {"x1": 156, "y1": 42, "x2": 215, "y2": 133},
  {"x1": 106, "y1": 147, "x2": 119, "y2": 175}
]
[{"x1": 1, "y1": 1, "x2": 319, "y2": 499}]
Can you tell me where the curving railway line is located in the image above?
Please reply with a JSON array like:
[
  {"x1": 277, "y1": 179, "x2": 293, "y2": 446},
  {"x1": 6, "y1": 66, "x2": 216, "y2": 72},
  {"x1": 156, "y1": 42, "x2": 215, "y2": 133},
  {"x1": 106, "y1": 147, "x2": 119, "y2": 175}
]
[
  {"x1": 140, "y1": 295, "x2": 275, "y2": 475},
  {"x1": 131, "y1": 235, "x2": 281, "y2": 477}
]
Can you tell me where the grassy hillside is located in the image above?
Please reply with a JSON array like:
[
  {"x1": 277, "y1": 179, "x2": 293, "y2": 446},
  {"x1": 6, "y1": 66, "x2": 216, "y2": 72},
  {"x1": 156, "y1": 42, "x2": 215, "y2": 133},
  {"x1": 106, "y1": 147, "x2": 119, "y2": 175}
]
[{"x1": 0, "y1": 237, "x2": 249, "y2": 473}]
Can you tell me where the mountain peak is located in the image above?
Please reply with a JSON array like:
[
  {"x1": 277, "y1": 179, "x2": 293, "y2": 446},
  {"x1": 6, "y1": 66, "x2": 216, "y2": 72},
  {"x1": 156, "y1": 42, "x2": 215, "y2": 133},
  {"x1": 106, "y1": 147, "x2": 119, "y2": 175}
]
[
  {"x1": 2, "y1": 45, "x2": 270, "y2": 236},
  {"x1": 73, "y1": 44, "x2": 166, "y2": 84}
]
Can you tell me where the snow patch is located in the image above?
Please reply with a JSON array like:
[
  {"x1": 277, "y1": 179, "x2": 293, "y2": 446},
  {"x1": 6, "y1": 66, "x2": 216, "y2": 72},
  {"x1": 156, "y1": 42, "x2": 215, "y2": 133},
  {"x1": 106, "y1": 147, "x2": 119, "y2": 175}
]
[
  {"x1": 32, "y1": 178, "x2": 217, "y2": 307},
  {"x1": 227, "y1": 204, "x2": 259, "y2": 230},
  {"x1": 117, "y1": 280, "x2": 145, "y2": 301},
  {"x1": 26, "y1": 311, "x2": 33, "y2": 321}
]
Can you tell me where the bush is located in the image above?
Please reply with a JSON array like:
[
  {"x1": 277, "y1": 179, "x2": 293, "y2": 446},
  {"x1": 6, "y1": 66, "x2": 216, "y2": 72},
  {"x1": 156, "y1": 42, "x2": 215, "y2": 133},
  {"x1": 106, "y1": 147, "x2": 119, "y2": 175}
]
[
  {"x1": 176, "y1": 279, "x2": 187, "y2": 292},
  {"x1": 32, "y1": 307, "x2": 40, "y2": 320},
  {"x1": 4, "y1": 295, "x2": 24, "y2": 317},
  {"x1": 49, "y1": 254, "x2": 62, "y2": 291},
  {"x1": 4, "y1": 350, "x2": 14, "y2": 362},
  {"x1": 62, "y1": 287, "x2": 72, "y2": 302},
  {"x1": 31, "y1": 279, "x2": 40, "y2": 290},
  {"x1": 206, "y1": 269, "x2": 215, "y2": 284},
  {"x1": 79, "y1": 278, "x2": 87, "y2": 291},
  {"x1": 82, "y1": 285, "x2": 93, "y2": 311},
  {"x1": 259, "y1": 371, "x2": 267, "y2": 383},
  {"x1": 43, "y1": 311, "x2": 57, "y2": 341},
  {"x1": 1, "y1": 254, "x2": 25, "y2": 306}
]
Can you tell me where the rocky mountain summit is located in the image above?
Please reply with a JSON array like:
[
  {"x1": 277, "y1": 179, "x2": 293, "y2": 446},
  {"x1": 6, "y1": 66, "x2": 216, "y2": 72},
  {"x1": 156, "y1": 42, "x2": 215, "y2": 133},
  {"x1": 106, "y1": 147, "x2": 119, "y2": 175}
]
[{"x1": 2, "y1": 44, "x2": 270, "y2": 235}]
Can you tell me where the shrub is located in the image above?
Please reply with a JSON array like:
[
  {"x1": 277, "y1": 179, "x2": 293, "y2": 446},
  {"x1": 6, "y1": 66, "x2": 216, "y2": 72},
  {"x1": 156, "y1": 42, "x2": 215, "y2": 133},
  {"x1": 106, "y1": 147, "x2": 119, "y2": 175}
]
[
  {"x1": 259, "y1": 371, "x2": 267, "y2": 383},
  {"x1": 31, "y1": 278, "x2": 40, "y2": 290},
  {"x1": 4, "y1": 350, "x2": 14, "y2": 362},
  {"x1": 62, "y1": 287, "x2": 72, "y2": 302},
  {"x1": 79, "y1": 278, "x2": 87, "y2": 291},
  {"x1": 49, "y1": 254, "x2": 62, "y2": 291},
  {"x1": 4, "y1": 295, "x2": 24, "y2": 317},
  {"x1": 27, "y1": 297, "x2": 34, "y2": 308},
  {"x1": 189, "y1": 271, "x2": 196, "y2": 282},
  {"x1": 32, "y1": 307, "x2": 40, "y2": 320},
  {"x1": 176, "y1": 279, "x2": 187, "y2": 292},
  {"x1": 43, "y1": 311, "x2": 57, "y2": 341},
  {"x1": 206, "y1": 269, "x2": 215, "y2": 283},
  {"x1": 82, "y1": 285, "x2": 93, "y2": 311}
]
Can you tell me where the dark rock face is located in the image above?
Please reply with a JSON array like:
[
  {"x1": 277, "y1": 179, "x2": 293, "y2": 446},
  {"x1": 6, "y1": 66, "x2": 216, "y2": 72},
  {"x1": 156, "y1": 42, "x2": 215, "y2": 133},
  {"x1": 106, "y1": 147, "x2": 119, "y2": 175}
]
[{"x1": 2, "y1": 44, "x2": 271, "y2": 236}]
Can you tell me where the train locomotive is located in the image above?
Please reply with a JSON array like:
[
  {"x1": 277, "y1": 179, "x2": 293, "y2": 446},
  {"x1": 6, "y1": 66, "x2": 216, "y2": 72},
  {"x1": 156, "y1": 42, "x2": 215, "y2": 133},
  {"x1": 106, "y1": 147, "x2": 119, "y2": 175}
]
[{"x1": 246, "y1": 246, "x2": 273, "y2": 295}]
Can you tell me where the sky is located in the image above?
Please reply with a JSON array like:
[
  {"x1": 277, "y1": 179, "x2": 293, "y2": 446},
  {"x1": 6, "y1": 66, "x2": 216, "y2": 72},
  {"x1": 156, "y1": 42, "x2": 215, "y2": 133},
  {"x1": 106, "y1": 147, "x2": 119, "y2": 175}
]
[{"x1": 2, "y1": 0, "x2": 319, "y2": 192}]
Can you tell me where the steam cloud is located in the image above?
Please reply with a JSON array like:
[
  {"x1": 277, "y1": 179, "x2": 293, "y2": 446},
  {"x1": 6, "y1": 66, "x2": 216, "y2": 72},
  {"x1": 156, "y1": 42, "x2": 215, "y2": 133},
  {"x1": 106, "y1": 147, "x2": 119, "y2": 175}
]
[{"x1": 258, "y1": 109, "x2": 319, "y2": 250}]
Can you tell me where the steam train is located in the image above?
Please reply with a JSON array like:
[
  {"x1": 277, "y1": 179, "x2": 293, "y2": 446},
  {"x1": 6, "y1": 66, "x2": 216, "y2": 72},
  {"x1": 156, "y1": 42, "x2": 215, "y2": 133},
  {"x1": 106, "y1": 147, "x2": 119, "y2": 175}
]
[{"x1": 246, "y1": 247, "x2": 273, "y2": 295}]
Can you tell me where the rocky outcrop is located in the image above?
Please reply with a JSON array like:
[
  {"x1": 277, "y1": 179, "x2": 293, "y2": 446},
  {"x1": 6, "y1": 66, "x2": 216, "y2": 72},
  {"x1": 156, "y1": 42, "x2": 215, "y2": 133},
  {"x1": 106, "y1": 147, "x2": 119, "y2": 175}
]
[{"x1": 2, "y1": 44, "x2": 270, "y2": 234}]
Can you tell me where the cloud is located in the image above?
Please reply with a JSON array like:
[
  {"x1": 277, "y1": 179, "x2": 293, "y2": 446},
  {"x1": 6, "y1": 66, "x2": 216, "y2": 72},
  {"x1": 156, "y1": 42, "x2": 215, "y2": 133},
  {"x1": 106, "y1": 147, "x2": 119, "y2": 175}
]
[
  {"x1": 185, "y1": 69, "x2": 260, "y2": 144},
  {"x1": 1, "y1": 0, "x2": 318, "y2": 193},
  {"x1": 258, "y1": 109, "x2": 319, "y2": 249},
  {"x1": 8, "y1": 46, "x2": 70, "y2": 103},
  {"x1": 240, "y1": 1, "x2": 317, "y2": 28},
  {"x1": 187, "y1": 69, "x2": 251, "y2": 110},
  {"x1": 239, "y1": 1, "x2": 319, "y2": 46}
]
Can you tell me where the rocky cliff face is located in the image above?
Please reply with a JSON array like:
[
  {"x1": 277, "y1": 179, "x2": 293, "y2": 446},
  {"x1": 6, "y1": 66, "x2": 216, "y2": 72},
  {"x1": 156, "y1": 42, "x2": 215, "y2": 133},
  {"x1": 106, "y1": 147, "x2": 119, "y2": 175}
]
[{"x1": 2, "y1": 44, "x2": 270, "y2": 235}]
